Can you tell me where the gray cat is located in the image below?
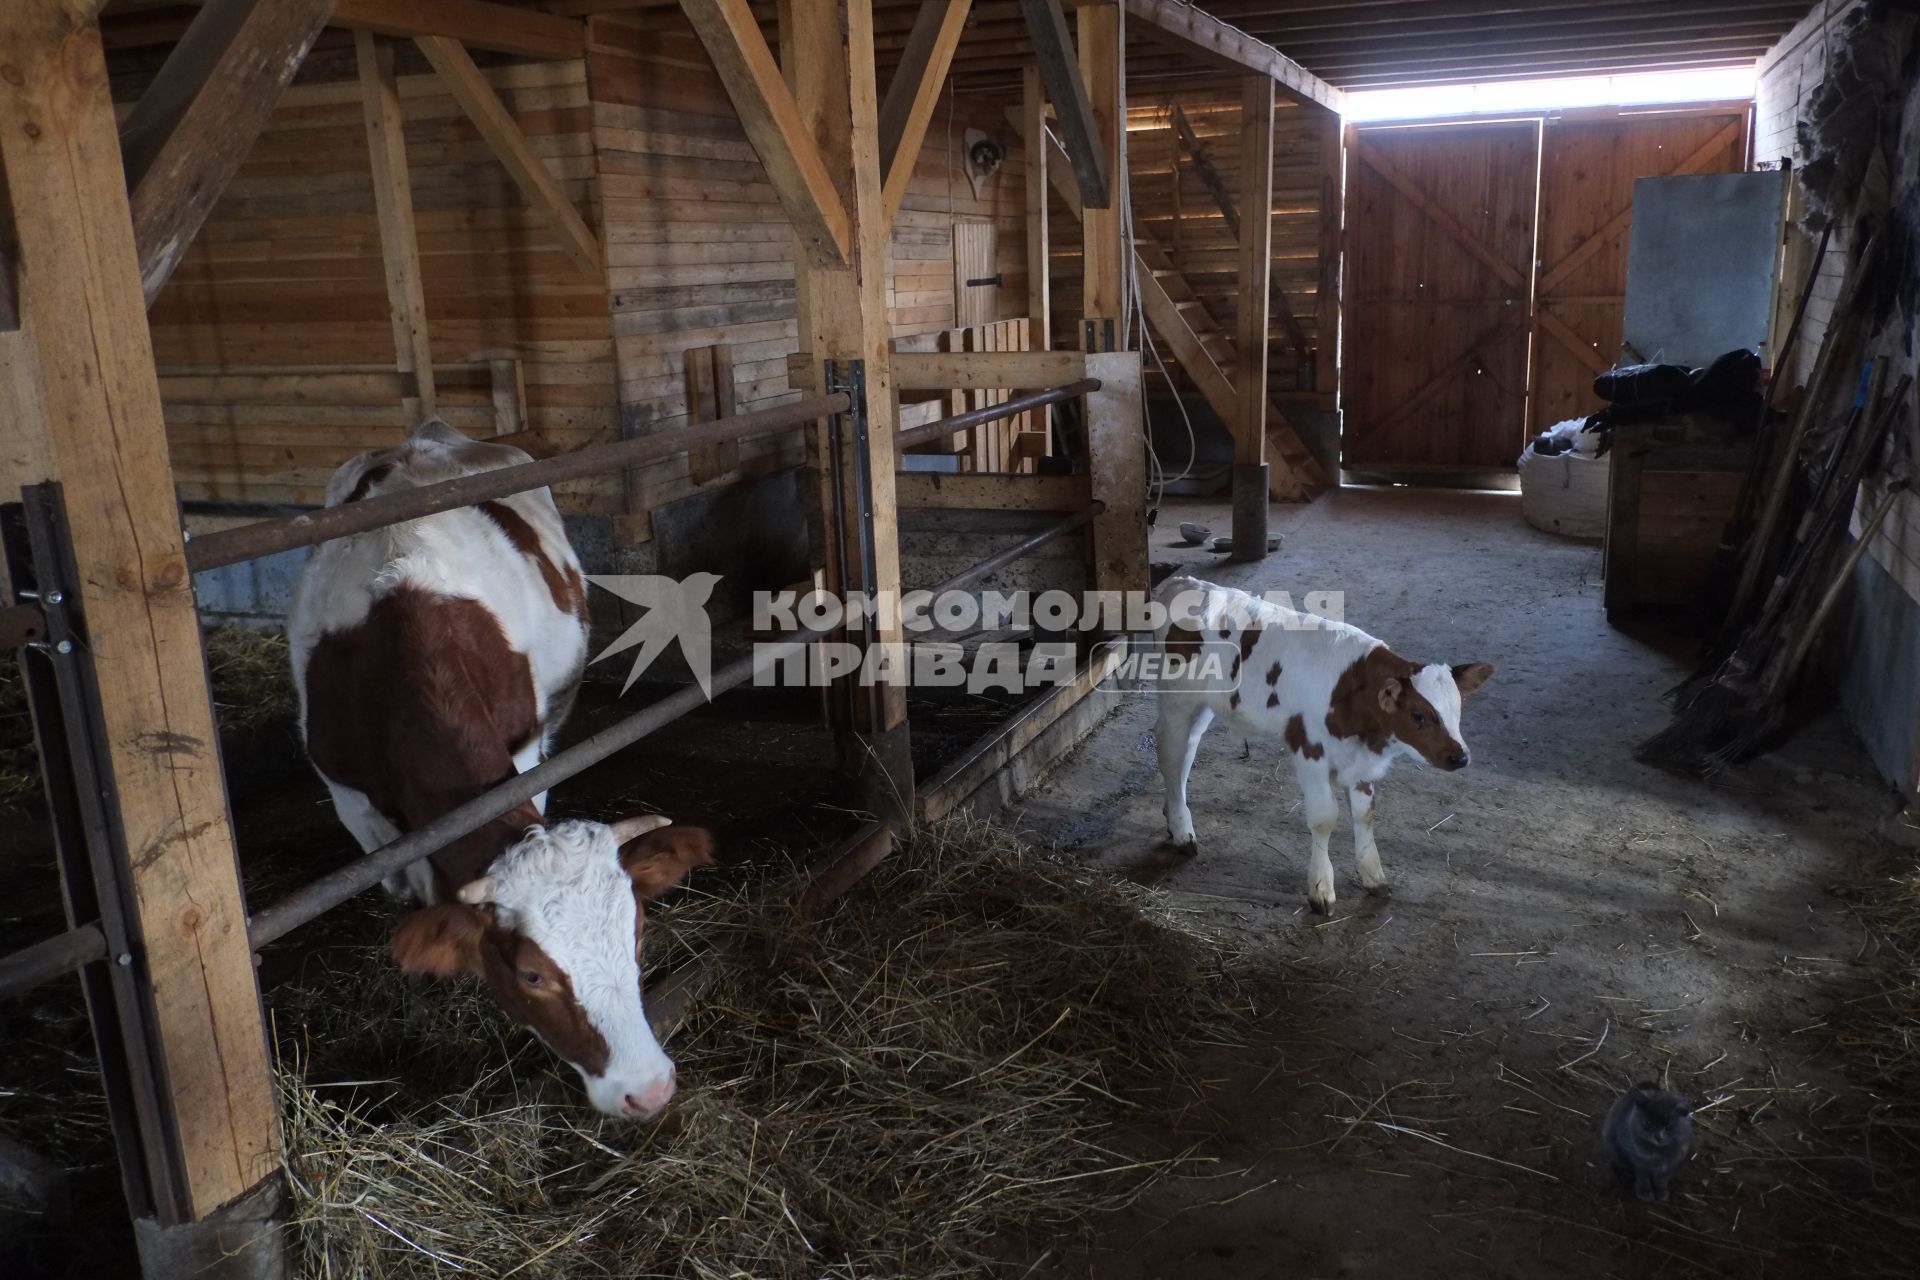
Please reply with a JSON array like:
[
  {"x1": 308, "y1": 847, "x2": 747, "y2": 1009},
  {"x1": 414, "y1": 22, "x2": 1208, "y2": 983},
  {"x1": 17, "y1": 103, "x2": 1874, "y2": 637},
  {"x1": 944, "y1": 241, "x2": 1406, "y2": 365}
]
[{"x1": 1603, "y1": 1081, "x2": 1692, "y2": 1202}]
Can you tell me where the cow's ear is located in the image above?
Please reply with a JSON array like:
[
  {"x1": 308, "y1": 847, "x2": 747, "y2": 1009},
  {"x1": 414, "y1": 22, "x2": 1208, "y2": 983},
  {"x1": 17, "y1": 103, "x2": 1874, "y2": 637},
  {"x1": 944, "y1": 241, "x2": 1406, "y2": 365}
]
[
  {"x1": 391, "y1": 902, "x2": 486, "y2": 978},
  {"x1": 1376, "y1": 676, "x2": 1404, "y2": 712},
  {"x1": 621, "y1": 825, "x2": 715, "y2": 901},
  {"x1": 1452, "y1": 662, "x2": 1495, "y2": 696}
]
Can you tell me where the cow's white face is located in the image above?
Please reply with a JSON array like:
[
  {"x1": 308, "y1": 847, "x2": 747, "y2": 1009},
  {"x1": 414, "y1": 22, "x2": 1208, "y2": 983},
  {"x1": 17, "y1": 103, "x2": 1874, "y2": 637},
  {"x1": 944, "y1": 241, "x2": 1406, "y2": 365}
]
[
  {"x1": 391, "y1": 817, "x2": 712, "y2": 1119},
  {"x1": 1390, "y1": 662, "x2": 1494, "y2": 769}
]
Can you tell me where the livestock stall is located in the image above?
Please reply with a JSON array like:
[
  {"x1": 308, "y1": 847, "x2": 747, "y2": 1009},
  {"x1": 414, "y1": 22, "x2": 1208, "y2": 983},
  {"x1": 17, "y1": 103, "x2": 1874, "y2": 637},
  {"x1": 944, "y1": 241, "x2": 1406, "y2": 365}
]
[{"x1": 0, "y1": 1, "x2": 1343, "y2": 1273}]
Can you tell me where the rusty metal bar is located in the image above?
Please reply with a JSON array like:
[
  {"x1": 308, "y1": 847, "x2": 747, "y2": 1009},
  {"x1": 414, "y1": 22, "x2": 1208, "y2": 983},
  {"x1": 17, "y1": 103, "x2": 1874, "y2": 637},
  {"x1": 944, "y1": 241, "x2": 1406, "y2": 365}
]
[
  {"x1": 895, "y1": 378, "x2": 1100, "y2": 452},
  {"x1": 924, "y1": 502, "x2": 1104, "y2": 597},
  {"x1": 0, "y1": 922, "x2": 107, "y2": 1000},
  {"x1": 247, "y1": 623, "x2": 832, "y2": 948},
  {"x1": 185, "y1": 391, "x2": 851, "y2": 572}
]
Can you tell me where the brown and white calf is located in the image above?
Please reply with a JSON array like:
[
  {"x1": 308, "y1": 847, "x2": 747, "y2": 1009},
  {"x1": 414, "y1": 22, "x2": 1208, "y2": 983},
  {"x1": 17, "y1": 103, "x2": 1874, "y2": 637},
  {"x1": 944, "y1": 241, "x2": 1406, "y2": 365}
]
[
  {"x1": 289, "y1": 420, "x2": 710, "y2": 1119},
  {"x1": 1153, "y1": 576, "x2": 1493, "y2": 913}
]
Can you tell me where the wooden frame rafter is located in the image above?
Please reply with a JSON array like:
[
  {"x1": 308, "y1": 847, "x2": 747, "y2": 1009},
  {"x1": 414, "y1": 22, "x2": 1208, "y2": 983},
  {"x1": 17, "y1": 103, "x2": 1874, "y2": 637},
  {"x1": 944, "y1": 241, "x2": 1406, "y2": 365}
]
[
  {"x1": 1018, "y1": 0, "x2": 1111, "y2": 210},
  {"x1": 331, "y1": 0, "x2": 586, "y2": 61},
  {"x1": 1123, "y1": 0, "x2": 1343, "y2": 112},
  {"x1": 680, "y1": 0, "x2": 853, "y2": 268},
  {"x1": 118, "y1": 0, "x2": 334, "y2": 306},
  {"x1": 876, "y1": 0, "x2": 972, "y2": 227},
  {"x1": 414, "y1": 34, "x2": 605, "y2": 276},
  {"x1": 356, "y1": 30, "x2": 437, "y2": 417}
]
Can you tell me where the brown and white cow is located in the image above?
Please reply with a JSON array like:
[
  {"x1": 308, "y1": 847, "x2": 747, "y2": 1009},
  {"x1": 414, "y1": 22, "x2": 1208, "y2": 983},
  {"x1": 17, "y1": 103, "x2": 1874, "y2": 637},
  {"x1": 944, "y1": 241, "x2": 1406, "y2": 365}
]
[
  {"x1": 289, "y1": 420, "x2": 710, "y2": 1119},
  {"x1": 1153, "y1": 576, "x2": 1493, "y2": 914}
]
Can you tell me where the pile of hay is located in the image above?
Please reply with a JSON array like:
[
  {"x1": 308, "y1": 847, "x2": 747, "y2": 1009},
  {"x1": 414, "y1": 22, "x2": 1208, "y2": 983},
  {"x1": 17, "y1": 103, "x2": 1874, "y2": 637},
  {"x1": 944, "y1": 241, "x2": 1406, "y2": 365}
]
[
  {"x1": 276, "y1": 816, "x2": 1262, "y2": 1279},
  {"x1": 0, "y1": 625, "x2": 296, "y2": 808}
]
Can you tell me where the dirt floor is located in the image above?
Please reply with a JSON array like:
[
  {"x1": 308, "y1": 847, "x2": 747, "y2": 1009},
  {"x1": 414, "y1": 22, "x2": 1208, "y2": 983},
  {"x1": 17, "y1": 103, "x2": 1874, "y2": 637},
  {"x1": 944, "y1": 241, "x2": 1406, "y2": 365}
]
[{"x1": 1003, "y1": 486, "x2": 1920, "y2": 1280}]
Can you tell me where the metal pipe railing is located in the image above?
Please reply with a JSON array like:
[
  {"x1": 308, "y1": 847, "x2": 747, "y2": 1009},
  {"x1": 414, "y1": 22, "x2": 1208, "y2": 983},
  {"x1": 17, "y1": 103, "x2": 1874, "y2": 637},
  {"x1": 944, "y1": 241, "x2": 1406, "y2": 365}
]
[
  {"x1": 186, "y1": 392, "x2": 851, "y2": 572},
  {"x1": 925, "y1": 502, "x2": 1104, "y2": 597},
  {"x1": 895, "y1": 379, "x2": 1100, "y2": 452},
  {"x1": 0, "y1": 921, "x2": 106, "y2": 1000},
  {"x1": 246, "y1": 623, "x2": 832, "y2": 948}
]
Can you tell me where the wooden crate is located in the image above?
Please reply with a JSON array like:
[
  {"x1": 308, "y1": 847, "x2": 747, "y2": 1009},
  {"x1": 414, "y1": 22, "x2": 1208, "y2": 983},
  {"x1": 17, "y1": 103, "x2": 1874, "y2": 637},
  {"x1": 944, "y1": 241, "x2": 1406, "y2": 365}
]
[{"x1": 1603, "y1": 413, "x2": 1751, "y2": 623}]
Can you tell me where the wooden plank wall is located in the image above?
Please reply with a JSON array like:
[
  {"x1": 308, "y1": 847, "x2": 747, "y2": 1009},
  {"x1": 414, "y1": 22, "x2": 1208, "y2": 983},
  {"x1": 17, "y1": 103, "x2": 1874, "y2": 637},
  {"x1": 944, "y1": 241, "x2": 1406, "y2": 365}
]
[
  {"x1": 133, "y1": 15, "x2": 1031, "y2": 525},
  {"x1": 141, "y1": 50, "x2": 614, "y2": 509},
  {"x1": 591, "y1": 10, "x2": 1030, "y2": 527}
]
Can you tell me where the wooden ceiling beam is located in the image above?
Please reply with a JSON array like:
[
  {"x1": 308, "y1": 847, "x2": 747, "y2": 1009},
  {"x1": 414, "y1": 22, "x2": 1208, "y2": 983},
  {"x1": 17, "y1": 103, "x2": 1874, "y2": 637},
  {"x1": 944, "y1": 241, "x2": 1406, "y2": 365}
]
[
  {"x1": 678, "y1": 0, "x2": 852, "y2": 267},
  {"x1": 119, "y1": 0, "x2": 333, "y2": 306},
  {"x1": 1231, "y1": 2, "x2": 1806, "y2": 46},
  {"x1": 877, "y1": 0, "x2": 972, "y2": 226},
  {"x1": 1019, "y1": 0, "x2": 1111, "y2": 209},
  {"x1": 1339, "y1": 50, "x2": 1770, "y2": 90},
  {"x1": 332, "y1": 0, "x2": 586, "y2": 60},
  {"x1": 1304, "y1": 28, "x2": 1790, "y2": 71},
  {"x1": 1316, "y1": 36, "x2": 1777, "y2": 76},
  {"x1": 1122, "y1": 0, "x2": 1342, "y2": 112}
]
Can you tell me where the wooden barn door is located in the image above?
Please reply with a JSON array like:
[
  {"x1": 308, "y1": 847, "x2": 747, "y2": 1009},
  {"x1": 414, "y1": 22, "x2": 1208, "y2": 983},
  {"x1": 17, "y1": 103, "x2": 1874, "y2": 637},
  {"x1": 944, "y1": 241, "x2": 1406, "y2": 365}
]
[
  {"x1": 1342, "y1": 122, "x2": 1539, "y2": 474},
  {"x1": 952, "y1": 220, "x2": 998, "y2": 327},
  {"x1": 1530, "y1": 109, "x2": 1750, "y2": 432}
]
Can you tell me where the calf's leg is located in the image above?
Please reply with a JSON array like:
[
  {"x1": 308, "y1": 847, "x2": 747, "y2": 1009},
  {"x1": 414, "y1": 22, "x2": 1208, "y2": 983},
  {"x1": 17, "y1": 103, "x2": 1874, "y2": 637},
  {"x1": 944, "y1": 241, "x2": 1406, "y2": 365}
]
[
  {"x1": 1349, "y1": 782, "x2": 1387, "y2": 893},
  {"x1": 1156, "y1": 697, "x2": 1214, "y2": 854},
  {"x1": 1297, "y1": 759, "x2": 1339, "y2": 913}
]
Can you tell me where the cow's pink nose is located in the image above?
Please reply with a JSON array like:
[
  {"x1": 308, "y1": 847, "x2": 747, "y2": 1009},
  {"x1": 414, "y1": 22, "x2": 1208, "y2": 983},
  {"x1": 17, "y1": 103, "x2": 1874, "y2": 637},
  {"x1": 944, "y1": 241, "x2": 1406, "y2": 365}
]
[{"x1": 620, "y1": 1072, "x2": 676, "y2": 1120}]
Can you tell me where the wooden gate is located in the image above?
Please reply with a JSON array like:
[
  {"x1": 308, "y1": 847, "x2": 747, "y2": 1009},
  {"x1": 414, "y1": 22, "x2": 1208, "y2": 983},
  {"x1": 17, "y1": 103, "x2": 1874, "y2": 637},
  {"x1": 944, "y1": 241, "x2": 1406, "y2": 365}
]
[
  {"x1": 1342, "y1": 122, "x2": 1539, "y2": 474},
  {"x1": 1530, "y1": 109, "x2": 1750, "y2": 432}
]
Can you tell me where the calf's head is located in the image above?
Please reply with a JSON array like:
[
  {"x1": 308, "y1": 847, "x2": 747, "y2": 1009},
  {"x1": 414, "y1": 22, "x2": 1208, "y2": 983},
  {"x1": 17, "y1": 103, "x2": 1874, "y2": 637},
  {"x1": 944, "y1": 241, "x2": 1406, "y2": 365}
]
[
  {"x1": 390, "y1": 816, "x2": 713, "y2": 1119},
  {"x1": 1385, "y1": 659, "x2": 1494, "y2": 769},
  {"x1": 1332, "y1": 649, "x2": 1494, "y2": 770}
]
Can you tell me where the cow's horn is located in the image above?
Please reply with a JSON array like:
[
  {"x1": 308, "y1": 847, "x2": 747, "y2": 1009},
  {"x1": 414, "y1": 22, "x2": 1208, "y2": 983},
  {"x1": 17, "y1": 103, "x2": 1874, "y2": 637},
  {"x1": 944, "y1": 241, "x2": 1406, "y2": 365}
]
[{"x1": 609, "y1": 814, "x2": 673, "y2": 845}]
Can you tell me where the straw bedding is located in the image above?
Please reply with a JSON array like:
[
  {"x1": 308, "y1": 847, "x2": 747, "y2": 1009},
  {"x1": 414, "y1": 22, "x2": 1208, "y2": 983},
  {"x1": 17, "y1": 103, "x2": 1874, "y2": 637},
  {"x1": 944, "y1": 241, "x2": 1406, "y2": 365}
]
[{"x1": 275, "y1": 815, "x2": 1260, "y2": 1279}]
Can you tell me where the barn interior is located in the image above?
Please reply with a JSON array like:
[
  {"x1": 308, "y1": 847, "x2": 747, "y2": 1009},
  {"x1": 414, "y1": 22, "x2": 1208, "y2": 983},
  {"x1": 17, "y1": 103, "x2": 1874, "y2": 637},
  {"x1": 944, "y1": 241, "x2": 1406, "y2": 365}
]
[{"x1": 3, "y1": 1, "x2": 1920, "y2": 1277}]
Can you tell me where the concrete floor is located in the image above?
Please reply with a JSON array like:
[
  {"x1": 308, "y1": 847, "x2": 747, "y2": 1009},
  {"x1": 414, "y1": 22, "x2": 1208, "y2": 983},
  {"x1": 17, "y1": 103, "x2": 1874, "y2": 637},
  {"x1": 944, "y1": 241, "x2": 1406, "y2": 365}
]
[{"x1": 1009, "y1": 487, "x2": 1914, "y2": 1279}]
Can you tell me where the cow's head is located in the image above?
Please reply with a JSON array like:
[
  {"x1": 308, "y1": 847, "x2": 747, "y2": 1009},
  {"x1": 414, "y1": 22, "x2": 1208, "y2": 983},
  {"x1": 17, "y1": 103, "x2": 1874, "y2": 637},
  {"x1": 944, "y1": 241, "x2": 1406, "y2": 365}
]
[
  {"x1": 1378, "y1": 660, "x2": 1495, "y2": 770},
  {"x1": 390, "y1": 816, "x2": 712, "y2": 1119}
]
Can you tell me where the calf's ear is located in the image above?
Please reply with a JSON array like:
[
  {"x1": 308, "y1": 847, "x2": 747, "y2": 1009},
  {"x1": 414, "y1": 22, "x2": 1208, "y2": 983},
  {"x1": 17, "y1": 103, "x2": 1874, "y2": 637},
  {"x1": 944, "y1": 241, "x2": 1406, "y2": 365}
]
[
  {"x1": 391, "y1": 902, "x2": 486, "y2": 978},
  {"x1": 1376, "y1": 676, "x2": 1404, "y2": 712},
  {"x1": 1452, "y1": 661, "x2": 1495, "y2": 696},
  {"x1": 621, "y1": 825, "x2": 716, "y2": 901}
]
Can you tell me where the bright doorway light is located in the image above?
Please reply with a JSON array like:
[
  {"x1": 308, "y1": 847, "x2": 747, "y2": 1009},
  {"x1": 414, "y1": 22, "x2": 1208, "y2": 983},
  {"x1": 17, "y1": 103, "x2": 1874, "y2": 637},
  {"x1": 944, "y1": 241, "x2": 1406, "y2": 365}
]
[{"x1": 1343, "y1": 66, "x2": 1758, "y2": 122}]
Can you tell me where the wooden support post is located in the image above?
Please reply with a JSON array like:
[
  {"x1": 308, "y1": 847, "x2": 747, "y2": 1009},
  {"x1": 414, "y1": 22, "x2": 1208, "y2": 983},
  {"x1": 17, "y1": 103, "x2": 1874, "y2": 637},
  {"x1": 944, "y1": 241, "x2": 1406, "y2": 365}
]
[
  {"x1": 1315, "y1": 111, "x2": 1341, "y2": 406},
  {"x1": 1021, "y1": 67, "x2": 1051, "y2": 356},
  {"x1": 118, "y1": 0, "x2": 333, "y2": 307},
  {"x1": 780, "y1": 0, "x2": 911, "y2": 820},
  {"x1": 1085, "y1": 351, "x2": 1148, "y2": 597},
  {"x1": 1233, "y1": 74, "x2": 1274, "y2": 561},
  {"x1": 1076, "y1": 1, "x2": 1125, "y2": 344},
  {"x1": 356, "y1": 30, "x2": 437, "y2": 419},
  {"x1": 876, "y1": 0, "x2": 971, "y2": 228},
  {"x1": 415, "y1": 34, "x2": 605, "y2": 276},
  {"x1": 1019, "y1": 0, "x2": 1110, "y2": 210},
  {"x1": 0, "y1": 0, "x2": 278, "y2": 1229}
]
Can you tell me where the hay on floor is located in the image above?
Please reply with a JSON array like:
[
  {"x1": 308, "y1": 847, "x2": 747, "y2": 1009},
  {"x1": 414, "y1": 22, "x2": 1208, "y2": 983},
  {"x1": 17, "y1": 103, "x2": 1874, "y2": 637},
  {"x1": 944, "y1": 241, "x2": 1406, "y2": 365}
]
[{"x1": 277, "y1": 815, "x2": 1261, "y2": 1279}]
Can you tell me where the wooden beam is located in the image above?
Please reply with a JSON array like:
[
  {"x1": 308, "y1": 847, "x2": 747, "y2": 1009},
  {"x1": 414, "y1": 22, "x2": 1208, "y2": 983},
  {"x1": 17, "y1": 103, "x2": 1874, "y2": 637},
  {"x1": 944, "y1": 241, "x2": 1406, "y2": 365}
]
[
  {"x1": 897, "y1": 470, "x2": 1089, "y2": 512},
  {"x1": 1315, "y1": 111, "x2": 1341, "y2": 402},
  {"x1": 1085, "y1": 351, "x2": 1149, "y2": 595},
  {"x1": 0, "y1": 0, "x2": 277, "y2": 1219},
  {"x1": 681, "y1": 0, "x2": 852, "y2": 268},
  {"x1": 1351, "y1": 136, "x2": 1526, "y2": 292},
  {"x1": 1236, "y1": 75, "x2": 1273, "y2": 471},
  {"x1": 1076, "y1": 0, "x2": 1125, "y2": 330},
  {"x1": 894, "y1": 349, "x2": 1088, "y2": 390},
  {"x1": 355, "y1": 31, "x2": 436, "y2": 418},
  {"x1": 780, "y1": 0, "x2": 909, "y2": 802},
  {"x1": 877, "y1": 0, "x2": 971, "y2": 228},
  {"x1": 332, "y1": 0, "x2": 586, "y2": 61},
  {"x1": 1018, "y1": 0, "x2": 1110, "y2": 209},
  {"x1": 119, "y1": 0, "x2": 333, "y2": 306},
  {"x1": 1020, "y1": 67, "x2": 1051, "y2": 354},
  {"x1": 414, "y1": 34, "x2": 604, "y2": 276},
  {"x1": 1122, "y1": 0, "x2": 1343, "y2": 113},
  {"x1": 1535, "y1": 304, "x2": 1611, "y2": 377}
]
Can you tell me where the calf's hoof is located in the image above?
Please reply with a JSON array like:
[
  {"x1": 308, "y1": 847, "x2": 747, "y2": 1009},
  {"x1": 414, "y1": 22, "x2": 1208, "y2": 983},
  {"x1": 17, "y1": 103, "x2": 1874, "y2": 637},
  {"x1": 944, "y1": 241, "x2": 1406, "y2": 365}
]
[
  {"x1": 1175, "y1": 839, "x2": 1199, "y2": 858},
  {"x1": 1307, "y1": 891, "x2": 1335, "y2": 915},
  {"x1": 1362, "y1": 879, "x2": 1391, "y2": 897}
]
